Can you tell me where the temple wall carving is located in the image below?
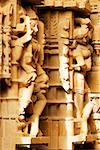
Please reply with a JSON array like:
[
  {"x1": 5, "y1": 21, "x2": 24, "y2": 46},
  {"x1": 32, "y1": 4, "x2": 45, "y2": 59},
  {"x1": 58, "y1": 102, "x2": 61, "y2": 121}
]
[{"x1": 0, "y1": 0, "x2": 99, "y2": 150}]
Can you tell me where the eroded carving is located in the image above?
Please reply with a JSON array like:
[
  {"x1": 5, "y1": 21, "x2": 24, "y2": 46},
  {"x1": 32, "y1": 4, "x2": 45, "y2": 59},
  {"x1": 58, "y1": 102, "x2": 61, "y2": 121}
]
[{"x1": 16, "y1": 7, "x2": 48, "y2": 137}]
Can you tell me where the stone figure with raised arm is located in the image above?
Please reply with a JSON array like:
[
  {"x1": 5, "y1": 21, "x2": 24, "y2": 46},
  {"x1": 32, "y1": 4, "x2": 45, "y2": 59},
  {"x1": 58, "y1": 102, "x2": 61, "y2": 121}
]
[{"x1": 13, "y1": 6, "x2": 48, "y2": 136}]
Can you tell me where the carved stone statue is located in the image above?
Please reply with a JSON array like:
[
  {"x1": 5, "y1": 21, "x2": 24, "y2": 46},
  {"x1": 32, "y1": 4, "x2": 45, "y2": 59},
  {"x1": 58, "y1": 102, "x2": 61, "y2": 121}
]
[
  {"x1": 13, "y1": 6, "x2": 49, "y2": 137},
  {"x1": 72, "y1": 18, "x2": 93, "y2": 119}
]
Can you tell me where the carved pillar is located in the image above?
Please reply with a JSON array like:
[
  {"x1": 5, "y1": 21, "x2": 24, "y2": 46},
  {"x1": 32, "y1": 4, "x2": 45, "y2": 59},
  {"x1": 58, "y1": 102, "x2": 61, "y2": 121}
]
[
  {"x1": 87, "y1": 14, "x2": 100, "y2": 93},
  {"x1": 38, "y1": 0, "x2": 93, "y2": 149},
  {"x1": 58, "y1": 11, "x2": 74, "y2": 150},
  {"x1": 0, "y1": 1, "x2": 19, "y2": 150},
  {"x1": 87, "y1": 0, "x2": 100, "y2": 148}
]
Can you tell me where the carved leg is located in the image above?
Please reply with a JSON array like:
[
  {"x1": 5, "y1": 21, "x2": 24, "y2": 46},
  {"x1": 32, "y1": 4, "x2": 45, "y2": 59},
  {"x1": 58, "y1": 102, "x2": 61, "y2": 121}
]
[
  {"x1": 74, "y1": 72, "x2": 84, "y2": 118},
  {"x1": 74, "y1": 93, "x2": 84, "y2": 118},
  {"x1": 30, "y1": 116, "x2": 39, "y2": 137},
  {"x1": 33, "y1": 92, "x2": 46, "y2": 117},
  {"x1": 29, "y1": 92, "x2": 46, "y2": 136},
  {"x1": 19, "y1": 82, "x2": 34, "y2": 120},
  {"x1": 81, "y1": 100, "x2": 93, "y2": 134}
]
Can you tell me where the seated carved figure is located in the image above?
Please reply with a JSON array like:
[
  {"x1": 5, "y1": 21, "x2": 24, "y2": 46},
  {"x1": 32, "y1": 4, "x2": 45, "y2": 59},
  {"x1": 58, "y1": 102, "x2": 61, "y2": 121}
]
[{"x1": 13, "y1": 6, "x2": 48, "y2": 136}]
